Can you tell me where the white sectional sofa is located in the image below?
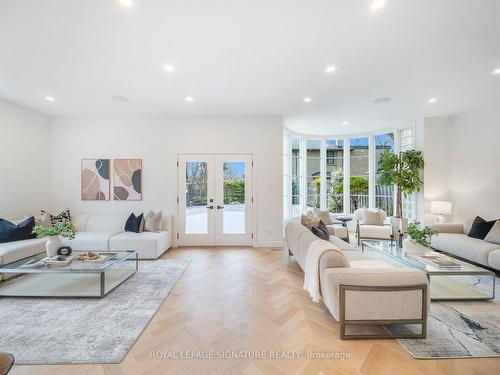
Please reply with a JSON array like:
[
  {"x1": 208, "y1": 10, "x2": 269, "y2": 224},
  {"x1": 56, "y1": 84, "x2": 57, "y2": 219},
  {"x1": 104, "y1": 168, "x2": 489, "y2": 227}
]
[
  {"x1": 63, "y1": 214, "x2": 173, "y2": 259},
  {"x1": 431, "y1": 222, "x2": 500, "y2": 271},
  {"x1": 285, "y1": 221, "x2": 429, "y2": 339},
  {"x1": 0, "y1": 238, "x2": 47, "y2": 281}
]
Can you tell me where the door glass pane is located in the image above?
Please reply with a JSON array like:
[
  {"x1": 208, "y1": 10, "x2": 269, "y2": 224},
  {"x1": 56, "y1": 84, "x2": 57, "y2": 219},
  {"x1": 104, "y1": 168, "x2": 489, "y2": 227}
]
[
  {"x1": 223, "y1": 162, "x2": 245, "y2": 234},
  {"x1": 375, "y1": 133, "x2": 395, "y2": 216},
  {"x1": 185, "y1": 162, "x2": 208, "y2": 234},
  {"x1": 291, "y1": 138, "x2": 301, "y2": 216},
  {"x1": 326, "y1": 139, "x2": 344, "y2": 213},
  {"x1": 349, "y1": 137, "x2": 369, "y2": 213},
  {"x1": 306, "y1": 140, "x2": 321, "y2": 209}
]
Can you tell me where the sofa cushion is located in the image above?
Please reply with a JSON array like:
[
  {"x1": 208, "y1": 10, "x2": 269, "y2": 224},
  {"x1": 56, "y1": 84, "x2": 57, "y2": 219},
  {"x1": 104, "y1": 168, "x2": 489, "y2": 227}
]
[
  {"x1": 468, "y1": 216, "x2": 497, "y2": 240},
  {"x1": 488, "y1": 250, "x2": 500, "y2": 271},
  {"x1": 61, "y1": 231, "x2": 120, "y2": 250},
  {"x1": 0, "y1": 238, "x2": 46, "y2": 265},
  {"x1": 326, "y1": 224, "x2": 348, "y2": 239},
  {"x1": 85, "y1": 215, "x2": 128, "y2": 232},
  {"x1": 359, "y1": 224, "x2": 392, "y2": 239},
  {"x1": 430, "y1": 233, "x2": 500, "y2": 267},
  {"x1": 0, "y1": 217, "x2": 36, "y2": 243},
  {"x1": 484, "y1": 220, "x2": 500, "y2": 245},
  {"x1": 109, "y1": 231, "x2": 171, "y2": 259},
  {"x1": 312, "y1": 208, "x2": 333, "y2": 225}
]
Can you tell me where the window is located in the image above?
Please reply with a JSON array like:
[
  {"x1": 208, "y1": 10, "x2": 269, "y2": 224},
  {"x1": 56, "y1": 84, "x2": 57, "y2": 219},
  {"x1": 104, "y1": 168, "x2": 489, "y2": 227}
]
[
  {"x1": 291, "y1": 138, "x2": 302, "y2": 216},
  {"x1": 375, "y1": 133, "x2": 395, "y2": 216},
  {"x1": 283, "y1": 135, "x2": 290, "y2": 219},
  {"x1": 306, "y1": 140, "x2": 321, "y2": 209},
  {"x1": 326, "y1": 139, "x2": 344, "y2": 213},
  {"x1": 349, "y1": 137, "x2": 369, "y2": 213}
]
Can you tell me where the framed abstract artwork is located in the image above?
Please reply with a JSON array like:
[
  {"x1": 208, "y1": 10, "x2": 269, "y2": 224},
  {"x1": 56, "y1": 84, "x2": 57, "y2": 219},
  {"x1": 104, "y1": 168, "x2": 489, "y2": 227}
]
[
  {"x1": 113, "y1": 159, "x2": 143, "y2": 200},
  {"x1": 81, "y1": 159, "x2": 111, "y2": 200}
]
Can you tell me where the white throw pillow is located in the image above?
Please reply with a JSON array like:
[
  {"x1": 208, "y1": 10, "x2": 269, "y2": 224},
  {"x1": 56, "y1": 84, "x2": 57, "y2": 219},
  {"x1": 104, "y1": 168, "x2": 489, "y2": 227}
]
[
  {"x1": 484, "y1": 220, "x2": 500, "y2": 245},
  {"x1": 312, "y1": 208, "x2": 333, "y2": 225},
  {"x1": 144, "y1": 211, "x2": 163, "y2": 232},
  {"x1": 301, "y1": 211, "x2": 320, "y2": 230},
  {"x1": 361, "y1": 210, "x2": 384, "y2": 226}
]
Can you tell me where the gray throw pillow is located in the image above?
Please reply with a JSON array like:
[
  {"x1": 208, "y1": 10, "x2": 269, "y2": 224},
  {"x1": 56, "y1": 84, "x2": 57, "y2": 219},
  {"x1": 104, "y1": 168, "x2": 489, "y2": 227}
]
[
  {"x1": 144, "y1": 211, "x2": 162, "y2": 232},
  {"x1": 484, "y1": 220, "x2": 500, "y2": 245}
]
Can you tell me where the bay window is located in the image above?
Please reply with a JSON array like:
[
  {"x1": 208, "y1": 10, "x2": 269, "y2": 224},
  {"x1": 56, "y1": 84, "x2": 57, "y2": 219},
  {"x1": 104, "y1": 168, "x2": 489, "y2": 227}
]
[{"x1": 349, "y1": 137, "x2": 369, "y2": 213}]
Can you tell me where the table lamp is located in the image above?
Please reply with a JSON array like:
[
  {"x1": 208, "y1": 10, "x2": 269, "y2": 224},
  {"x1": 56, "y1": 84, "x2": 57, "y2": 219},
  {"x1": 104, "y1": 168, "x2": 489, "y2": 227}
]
[{"x1": 430, "y1": 201, "x2": 452, "y2": 223}]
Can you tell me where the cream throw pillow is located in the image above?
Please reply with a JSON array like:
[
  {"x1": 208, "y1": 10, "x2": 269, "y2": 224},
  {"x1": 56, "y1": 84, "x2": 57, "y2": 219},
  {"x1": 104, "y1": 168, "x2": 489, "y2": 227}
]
[
  {"x1": 312, "y1": 208, "x2": 333, "y2": 225},
  {"x1": 484, "y1": 220, "x2": 500, "y2": 245},
  {"x1": 301, "y1": 211, "x2": 320, "y2": 230},
  {"x1": 144, "y1": 211, "x2": 163, "y2": 232},
  {"x1": 361, "y1": 210, "x2": 384, "y2": 225}
]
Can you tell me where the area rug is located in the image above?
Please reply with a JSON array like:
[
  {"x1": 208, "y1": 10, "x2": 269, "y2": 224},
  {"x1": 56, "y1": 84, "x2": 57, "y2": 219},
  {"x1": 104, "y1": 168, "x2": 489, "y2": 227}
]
[
  {"x1": 396, "y1": 276, "x2": 500, "y2": 359},
  {"x1": 0, "y1": 259, "x2": 190, "y2": 365}
]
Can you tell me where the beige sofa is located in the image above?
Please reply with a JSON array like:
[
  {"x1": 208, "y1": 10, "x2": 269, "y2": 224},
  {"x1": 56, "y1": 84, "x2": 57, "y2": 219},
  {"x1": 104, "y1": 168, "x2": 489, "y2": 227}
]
[
  {"x1": 431, "y1": 222, "x2": 500, "y2": 271},
  {"x1": 285, "y1": 221, "x2": 429, "y2": 339}
]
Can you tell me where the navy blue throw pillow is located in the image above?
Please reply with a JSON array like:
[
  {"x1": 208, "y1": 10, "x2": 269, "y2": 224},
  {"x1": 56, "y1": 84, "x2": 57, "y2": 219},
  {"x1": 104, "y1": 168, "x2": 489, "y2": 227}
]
[
  {"x1": 125, "y1": 213, "x2": 143, "y2": 233},
  {"x1": 0, "y1": 216, "x2": 36, "y2": 243}
]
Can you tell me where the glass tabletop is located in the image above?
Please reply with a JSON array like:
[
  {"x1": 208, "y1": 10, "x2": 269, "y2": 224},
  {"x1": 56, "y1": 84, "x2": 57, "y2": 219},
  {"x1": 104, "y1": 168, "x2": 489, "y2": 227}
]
[
  {"x1": 362, "y1": 240, "x2": 494, "y2": 275},
  {"x1": 0, "y1": 251, "x2": 137, "y2": 274}
]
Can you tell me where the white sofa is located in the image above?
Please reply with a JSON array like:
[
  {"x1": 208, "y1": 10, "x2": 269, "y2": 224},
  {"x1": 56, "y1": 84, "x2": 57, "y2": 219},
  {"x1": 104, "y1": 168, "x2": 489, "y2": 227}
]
[
  {"x1": 431, "y1": 222, "x2": 500, "y2": 271},
  {"x1": 0, "y1": 238, "x2": 47, "y2": 281},
  {"x1": 63, "y1": 214, "x2": 173, "y2": 259},
  {"x1": 285, "y1": 221, "x2": 429, "y2": 339}
]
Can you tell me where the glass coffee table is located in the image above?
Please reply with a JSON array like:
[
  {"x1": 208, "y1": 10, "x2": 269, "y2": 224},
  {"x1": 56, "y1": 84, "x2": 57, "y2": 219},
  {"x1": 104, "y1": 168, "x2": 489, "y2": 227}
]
[
  {"x1": 0, "y1": 251, "x2": 138, "y2": 297},
  {"x1": 362, "y1": 240, "x2": 495, "y2": 300}
]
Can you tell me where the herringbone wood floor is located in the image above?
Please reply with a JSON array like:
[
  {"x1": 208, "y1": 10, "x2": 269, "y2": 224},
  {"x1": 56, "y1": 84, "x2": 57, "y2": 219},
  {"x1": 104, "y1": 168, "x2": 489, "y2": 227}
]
[{"x1": 11, "y1": 247, "x2": 500, "y2": 375}]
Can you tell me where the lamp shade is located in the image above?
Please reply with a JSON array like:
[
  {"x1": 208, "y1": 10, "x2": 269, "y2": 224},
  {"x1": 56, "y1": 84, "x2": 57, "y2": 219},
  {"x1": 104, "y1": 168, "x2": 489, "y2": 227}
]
[{"x1": 430, "y1": 201, "x2": 452, "y2": 215}]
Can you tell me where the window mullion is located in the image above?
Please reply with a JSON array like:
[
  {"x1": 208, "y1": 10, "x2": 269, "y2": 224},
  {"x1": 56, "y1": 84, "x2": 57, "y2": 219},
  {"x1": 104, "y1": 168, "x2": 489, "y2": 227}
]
[{"x1": 343, "y1": 137, "x2": 350, "y2": 215}]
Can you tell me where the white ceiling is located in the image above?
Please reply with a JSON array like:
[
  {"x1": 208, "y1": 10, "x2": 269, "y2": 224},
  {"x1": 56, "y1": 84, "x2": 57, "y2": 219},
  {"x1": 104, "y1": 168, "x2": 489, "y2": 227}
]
[{"x1": 1, "y1": 0, "x2": 500, "y2": 134}]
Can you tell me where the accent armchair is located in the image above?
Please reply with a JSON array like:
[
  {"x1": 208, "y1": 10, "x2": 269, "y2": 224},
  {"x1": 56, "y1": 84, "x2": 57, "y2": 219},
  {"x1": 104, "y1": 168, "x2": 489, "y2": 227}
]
[{"x1": 353, "y1": 208, "x2": 392, "y2": 245}]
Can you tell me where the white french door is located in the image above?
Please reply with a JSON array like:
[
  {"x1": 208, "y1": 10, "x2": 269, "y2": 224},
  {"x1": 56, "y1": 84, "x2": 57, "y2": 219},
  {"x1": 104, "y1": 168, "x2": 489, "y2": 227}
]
[{"x1": 178, "y1": 154, "x2": 253, "y2": 246}]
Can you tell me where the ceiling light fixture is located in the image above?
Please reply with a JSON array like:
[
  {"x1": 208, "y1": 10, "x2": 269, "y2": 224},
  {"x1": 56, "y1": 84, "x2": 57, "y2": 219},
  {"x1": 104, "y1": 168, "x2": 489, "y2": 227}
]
[
  {"x1": 45, "y1": 96, "x2": 55, "y2": 102},
  {"x1": 428, "y1": 97, "x2": 437, "y2": 103},
  {"x1": 112, "y1": 95, "x2": 129, "y2": 102},
  {"x1": 493, "y1": 68, "x2": 500, "y2": 75},
  {"x1": 370, "y1": 0, "x2": 386, "y2": 11},
  {"x1": 325, "y1": 65, "x2": 336, "y2": 73},
  {"x1": 119, "y1": 0, "x2": 133, "y2": 7},
  {"x1": 342, "y1": 121, "x2": 349, "y2": 125},
  {"x1": 185, "y1": 96, "x2": 194, "y2": 102},
  {"x1": 304, "y1": 97, "x2": 312, "y2": 103},
  {"x1": 164, "y1": 64, "x2": 175, "y2": 72}
]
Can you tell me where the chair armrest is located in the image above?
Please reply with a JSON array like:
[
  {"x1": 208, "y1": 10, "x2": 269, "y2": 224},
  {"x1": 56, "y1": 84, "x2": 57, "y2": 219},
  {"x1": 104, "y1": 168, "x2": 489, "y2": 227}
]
[{"x1": 430, "y1": 223, "x2": 464, "y2": 234}]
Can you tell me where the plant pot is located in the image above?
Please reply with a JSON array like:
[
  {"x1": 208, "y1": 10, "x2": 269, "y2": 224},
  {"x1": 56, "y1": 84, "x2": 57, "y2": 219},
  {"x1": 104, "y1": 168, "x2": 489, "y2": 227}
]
[
  {"x1": 390, "y1": 216, "x2": 408, "y2": 237},
  {"x1": 46, "y1": 235, "x2": 63, "y2": 257},
  {"x1": 402, "y1": 238, "x2": 429, "y2": 255}
]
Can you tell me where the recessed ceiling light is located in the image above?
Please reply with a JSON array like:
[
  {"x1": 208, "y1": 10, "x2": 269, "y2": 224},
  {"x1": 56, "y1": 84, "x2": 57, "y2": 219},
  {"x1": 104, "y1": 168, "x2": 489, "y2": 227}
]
[
  {"x1": 342, "y1": 121, "x2": 349, "y2": 125},
  {"x1": 112, "y1": 95, "x2": 129, "y2": 102},
  {"x1": 493, "y1": 68, "x2": 500, "y2": 75},
  {"x1": 370, "y1": 0, "x2": 386, "y2": 11},
  {"x1": 119, "y1": 0, "x2": 133, "y2": 7},
  {"x1": 304, "y1": 97, "x2": 312, "y2": 103},
  {"x1": 374, "y1": 96, "x2": 391, "y2": 104},
  {"x1": 185, "y1": 96, "x2": 194, "y2": 102},
  {"x1": 325, "y1": 65, "x2": 336, "y2": 73},
  {"x1": 45, "y1": 96, "x2": 55, "y2": 102},
  {"x1": 164, "y1": 64, "x2": 175, "y2": 72},
  {"x1": 428, "y1": 97, "x2": 437, "y2": 103}
]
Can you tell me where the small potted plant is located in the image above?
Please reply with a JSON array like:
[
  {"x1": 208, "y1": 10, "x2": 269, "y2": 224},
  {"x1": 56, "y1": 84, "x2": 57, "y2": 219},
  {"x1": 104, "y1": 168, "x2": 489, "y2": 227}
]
[
  {"x1": 403, "y1": 221, "x2": 436, "y2": 255},
  {"x1": 33, "y1": 219, "x2": 76, "y2": 257}
]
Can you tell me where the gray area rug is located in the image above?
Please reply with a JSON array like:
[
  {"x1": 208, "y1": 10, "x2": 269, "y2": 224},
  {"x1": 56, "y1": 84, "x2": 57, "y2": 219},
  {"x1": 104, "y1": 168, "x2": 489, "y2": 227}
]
[
  {"x1": 396, "y1": 276, "x2": 500, "y2": 359},
  {"x1": 0, "y1": 259, "x2": 190, "y2": 364}
]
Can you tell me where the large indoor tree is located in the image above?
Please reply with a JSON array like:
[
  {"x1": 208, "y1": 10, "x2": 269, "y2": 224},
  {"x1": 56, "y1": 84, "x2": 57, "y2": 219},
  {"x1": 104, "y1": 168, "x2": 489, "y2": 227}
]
[{"x1": 377, "y1": 150, "x2": 425, "y2": 218}]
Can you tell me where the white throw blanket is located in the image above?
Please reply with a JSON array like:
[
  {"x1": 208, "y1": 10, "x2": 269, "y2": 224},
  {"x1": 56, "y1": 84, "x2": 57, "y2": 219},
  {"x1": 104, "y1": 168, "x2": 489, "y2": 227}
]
[{"x1": 303, "y1": 239, "x2": 335, "y2": 303}]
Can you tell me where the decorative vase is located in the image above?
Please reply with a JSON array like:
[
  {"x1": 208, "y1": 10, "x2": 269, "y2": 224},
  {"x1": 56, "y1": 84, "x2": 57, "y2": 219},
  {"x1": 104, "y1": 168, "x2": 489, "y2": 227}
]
[
  {"x1": 402, "y1": 238, "x2": 428, "y2": 255},
  {"x1": 45, "y1": 235, "x2": 63, "y2": 257}
]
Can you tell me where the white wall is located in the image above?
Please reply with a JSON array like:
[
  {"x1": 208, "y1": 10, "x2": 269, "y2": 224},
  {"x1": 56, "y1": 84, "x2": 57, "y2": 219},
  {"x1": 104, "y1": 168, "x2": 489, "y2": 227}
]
[
  {"x1": 448, "y1": 103, "x2": 500, "y2": 222},
  {"x1": 49, "y1": 115, "x2": 283, "y2": 247},
  {"x1": 0, "y1": 98, "x2": 52, "y2": 219}
]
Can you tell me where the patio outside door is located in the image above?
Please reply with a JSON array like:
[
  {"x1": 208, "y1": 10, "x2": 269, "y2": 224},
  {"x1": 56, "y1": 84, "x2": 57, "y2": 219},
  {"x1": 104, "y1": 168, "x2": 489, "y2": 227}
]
[{"x1": 177, "y1": 154, "x2": 253, "y2": 246}]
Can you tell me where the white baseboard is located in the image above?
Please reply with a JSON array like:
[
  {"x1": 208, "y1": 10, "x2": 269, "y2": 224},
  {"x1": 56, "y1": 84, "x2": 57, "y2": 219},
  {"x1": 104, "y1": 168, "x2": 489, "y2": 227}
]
[{"x1": 253, "y1": 241, "x2": 283, "y2": 248}]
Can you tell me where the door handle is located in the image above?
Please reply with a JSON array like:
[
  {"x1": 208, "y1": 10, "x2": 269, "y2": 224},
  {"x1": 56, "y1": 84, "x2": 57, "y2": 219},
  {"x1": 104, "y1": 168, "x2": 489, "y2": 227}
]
[
  {"x1": 206, "y1": 205, "x2": 214, "y2": 209},
  {"x1": 217, "y1": 205, "x2": 224, "y2": 209}
]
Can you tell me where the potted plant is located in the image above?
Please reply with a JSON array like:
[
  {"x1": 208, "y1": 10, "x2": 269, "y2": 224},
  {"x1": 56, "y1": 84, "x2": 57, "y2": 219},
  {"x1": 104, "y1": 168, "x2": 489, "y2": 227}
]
[
  {"x1": 377, "y1": 149, "x2": 425, "y2": 238},
  {"x1": 33, "y1": 219, "x2": 76, "y2": 257},
  {"x1": 403, "y1": 221, "x2": 436, "y2": 255}
]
